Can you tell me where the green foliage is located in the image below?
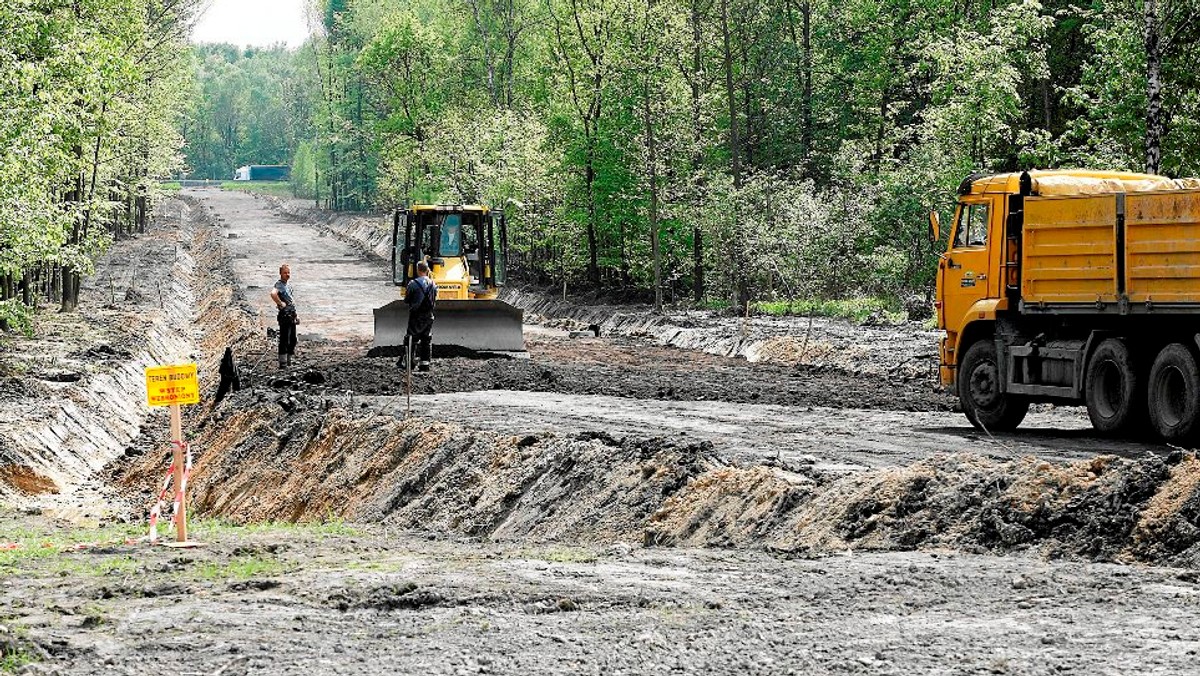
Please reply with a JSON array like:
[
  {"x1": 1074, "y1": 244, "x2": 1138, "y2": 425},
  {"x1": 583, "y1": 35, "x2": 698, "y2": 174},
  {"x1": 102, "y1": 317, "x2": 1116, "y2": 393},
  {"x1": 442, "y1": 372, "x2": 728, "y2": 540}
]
[
  {"x1": 179, "y1": 0, "x2": 1187, "y2": 304},
  {"x1": 0, "y1": 300, "x2": 33, "y2": 337},
  {"x1": 0, "y1": 0, "x2": 195, "y2": 316},
  {"x1": 220, "y1": 181, "x2": 295, "y2": 199},
  {"x1": 753, "y1": 297, "x2": 905, "y2": 323}
]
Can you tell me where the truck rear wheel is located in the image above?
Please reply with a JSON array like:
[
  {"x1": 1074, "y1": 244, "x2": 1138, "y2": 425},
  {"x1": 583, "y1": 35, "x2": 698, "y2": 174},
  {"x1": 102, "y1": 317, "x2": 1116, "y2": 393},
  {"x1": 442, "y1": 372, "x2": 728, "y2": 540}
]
[
  {"x1": 959, "y1": 339, "x2": 1029, "y2": 432},
  {"x1": 1085, "y1": 338, "x2": 1145, "y2": 434},
  {"x1": 1148, "y1": 343, "x2": 1200, "y2": 443}
]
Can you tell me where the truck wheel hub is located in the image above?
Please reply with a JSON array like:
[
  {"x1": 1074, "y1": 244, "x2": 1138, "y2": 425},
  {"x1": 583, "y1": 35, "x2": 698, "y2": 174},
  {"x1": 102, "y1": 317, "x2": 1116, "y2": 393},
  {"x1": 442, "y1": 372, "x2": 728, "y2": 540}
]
[{"x1": 969, "y1": 362, "x2": 1000, "y2": 408}]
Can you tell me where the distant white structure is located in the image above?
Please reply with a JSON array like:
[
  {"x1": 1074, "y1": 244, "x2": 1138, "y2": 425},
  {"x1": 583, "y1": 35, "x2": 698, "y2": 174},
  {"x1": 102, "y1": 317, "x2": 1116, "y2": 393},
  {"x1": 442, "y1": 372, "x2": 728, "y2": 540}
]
[{"x1": 233, "y1": 165, "x2": 289, "y2": 181}]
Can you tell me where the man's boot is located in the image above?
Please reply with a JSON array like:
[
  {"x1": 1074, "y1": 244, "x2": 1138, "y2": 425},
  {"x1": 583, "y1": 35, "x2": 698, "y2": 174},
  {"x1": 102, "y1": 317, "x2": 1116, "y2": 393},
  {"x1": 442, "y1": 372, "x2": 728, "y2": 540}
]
[
  {"x1": 418, "y1": 360, "x2": 431, "y2": 372},
  {"x1": 279, "y1": 355, "x2": 287, "y2": 369}
]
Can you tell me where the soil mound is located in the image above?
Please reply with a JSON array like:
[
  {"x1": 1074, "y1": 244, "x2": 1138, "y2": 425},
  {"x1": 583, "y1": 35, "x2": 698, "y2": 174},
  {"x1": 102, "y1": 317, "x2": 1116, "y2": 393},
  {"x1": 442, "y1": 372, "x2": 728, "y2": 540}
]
[{"x1": 120, "y1": 389, "x2": 1200, "y2": 566}]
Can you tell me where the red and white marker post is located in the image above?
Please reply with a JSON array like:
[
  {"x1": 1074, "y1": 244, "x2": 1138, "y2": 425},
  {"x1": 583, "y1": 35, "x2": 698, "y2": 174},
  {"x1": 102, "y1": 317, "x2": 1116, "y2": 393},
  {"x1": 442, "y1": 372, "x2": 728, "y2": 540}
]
[{"x1": 144, "y1": 363, "x2": 201, "y2": 547}]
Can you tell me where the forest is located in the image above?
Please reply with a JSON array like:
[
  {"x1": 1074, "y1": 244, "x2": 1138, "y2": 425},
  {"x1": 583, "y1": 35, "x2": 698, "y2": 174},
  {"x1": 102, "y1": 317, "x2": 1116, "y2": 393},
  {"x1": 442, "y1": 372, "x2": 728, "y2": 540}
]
[
  {"x1": 0, "y1": 0, "x2": 195, "y2": 330},
  {"x1": 2, "y1": 0, "x2": 1198, "y2": 326}
]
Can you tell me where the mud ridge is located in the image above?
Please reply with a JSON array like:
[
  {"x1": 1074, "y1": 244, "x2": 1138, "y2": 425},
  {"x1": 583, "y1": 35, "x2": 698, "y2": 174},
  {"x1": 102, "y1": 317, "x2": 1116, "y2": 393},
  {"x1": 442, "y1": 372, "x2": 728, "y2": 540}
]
[
  {"x1": 0, "y1": 201, "x2": 198, "y2": 506},
  {"x1": 122, "y1": 387, "x2": 1200, "y2": 566}
]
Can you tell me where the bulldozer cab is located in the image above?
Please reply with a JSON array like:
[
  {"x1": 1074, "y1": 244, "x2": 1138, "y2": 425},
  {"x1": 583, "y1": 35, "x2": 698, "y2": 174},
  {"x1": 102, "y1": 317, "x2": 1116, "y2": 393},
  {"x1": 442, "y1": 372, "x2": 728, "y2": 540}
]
[{"x1": 392, "y1": 207, "x2": 508, "y2": 292}]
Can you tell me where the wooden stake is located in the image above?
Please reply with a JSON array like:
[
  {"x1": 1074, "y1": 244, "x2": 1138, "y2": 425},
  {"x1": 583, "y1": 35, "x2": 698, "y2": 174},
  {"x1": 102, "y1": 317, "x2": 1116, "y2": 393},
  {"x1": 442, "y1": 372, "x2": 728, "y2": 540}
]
[{"x1": 170, "y1": 404, "x2": 187, "y2": 543}]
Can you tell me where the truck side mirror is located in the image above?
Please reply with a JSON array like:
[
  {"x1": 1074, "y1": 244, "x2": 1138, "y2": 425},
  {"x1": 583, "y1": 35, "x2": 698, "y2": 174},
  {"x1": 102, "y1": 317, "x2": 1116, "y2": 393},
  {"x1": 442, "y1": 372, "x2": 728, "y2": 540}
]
[{"x1": 929, "y1": 211, "x2": 941, "y2": 242}]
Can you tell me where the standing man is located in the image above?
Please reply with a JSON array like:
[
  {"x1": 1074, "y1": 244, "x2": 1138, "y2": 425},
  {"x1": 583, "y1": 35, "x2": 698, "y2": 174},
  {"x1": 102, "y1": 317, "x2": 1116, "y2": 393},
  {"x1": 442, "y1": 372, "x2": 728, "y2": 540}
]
[
  {"x1": 405, "y1": 260, "x2": 437, "y2": 372},
  {"x1": 270, "y1": 263, "x2": 298, "y2": 368}
]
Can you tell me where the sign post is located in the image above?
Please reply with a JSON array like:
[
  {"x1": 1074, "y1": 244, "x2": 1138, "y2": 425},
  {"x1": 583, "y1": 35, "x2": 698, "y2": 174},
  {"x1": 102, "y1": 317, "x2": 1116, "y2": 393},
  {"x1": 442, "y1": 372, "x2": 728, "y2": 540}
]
[{"x1": 145, "y1": 363, "x2": 200, "y2": 546}]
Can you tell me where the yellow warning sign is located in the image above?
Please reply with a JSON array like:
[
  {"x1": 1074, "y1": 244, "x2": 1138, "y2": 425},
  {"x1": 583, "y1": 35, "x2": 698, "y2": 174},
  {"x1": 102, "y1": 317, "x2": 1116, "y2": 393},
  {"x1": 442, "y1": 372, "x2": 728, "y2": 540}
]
[{"x1": 145, "y1": 363, "x2": 200, "y2": 407}]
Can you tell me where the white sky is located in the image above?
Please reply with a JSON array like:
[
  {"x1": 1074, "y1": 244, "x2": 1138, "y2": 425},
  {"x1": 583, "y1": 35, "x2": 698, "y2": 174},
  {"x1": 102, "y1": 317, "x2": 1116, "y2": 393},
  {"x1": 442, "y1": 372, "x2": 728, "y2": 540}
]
[{"x1": 191, "y1": 0, "x2": 310, "y2": 48}]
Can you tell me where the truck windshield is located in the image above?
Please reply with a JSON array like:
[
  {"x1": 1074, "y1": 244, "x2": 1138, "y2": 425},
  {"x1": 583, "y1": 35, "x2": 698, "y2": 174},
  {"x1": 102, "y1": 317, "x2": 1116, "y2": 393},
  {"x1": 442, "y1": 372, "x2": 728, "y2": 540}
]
[
  {"x1": 953, "y1": 203, "x2": 989, "y2": 248},
  {"x1": 439, "y1": 214, "x2": 463, "y2": 256}
]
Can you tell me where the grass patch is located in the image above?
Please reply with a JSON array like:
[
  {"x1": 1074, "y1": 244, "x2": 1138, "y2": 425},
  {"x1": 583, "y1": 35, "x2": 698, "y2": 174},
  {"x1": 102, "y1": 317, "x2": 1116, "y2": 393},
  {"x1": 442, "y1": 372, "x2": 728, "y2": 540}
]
[
  {"x1": 0, "y1": 619, "x2": 38, "y2": 674},
  {"x1": 0, "y1": 646, "x2": 37, "y2": 673},
  {"x1": 158, "y1": 181, "x2": 182, "y2": 192},
  {"x1": 192, "y1": 518, "x2": 359, "y2": 539},
  {"x1": 516, "y1": 546, "x2": 599, "y2": 564},
  {"x1": 752, "y1": 296, "x2": 906, "y2": 324},
  {"x1": 220, "y1": 181, "x2": 295, "y2": 199},
  {"x1": 194, "y1": 554, "x2": 287, "y2": 581},
  {"x1": 0, "y1": 523, "x2": 145, "y2": 568}
]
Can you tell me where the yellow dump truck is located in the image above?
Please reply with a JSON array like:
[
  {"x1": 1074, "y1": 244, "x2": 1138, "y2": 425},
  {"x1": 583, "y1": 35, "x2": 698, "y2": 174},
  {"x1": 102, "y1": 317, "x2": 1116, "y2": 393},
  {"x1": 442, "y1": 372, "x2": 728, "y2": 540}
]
[{"x1": 936, "y1": 170, "x2": 1200, "y2": 441}]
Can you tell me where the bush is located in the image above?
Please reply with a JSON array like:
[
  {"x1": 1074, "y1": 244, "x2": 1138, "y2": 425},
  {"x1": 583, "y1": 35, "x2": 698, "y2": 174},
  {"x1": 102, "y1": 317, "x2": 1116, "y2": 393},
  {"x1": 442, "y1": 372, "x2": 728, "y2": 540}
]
[{"x1": 0, "y1": 299, "x2": 34, "y2": 336}]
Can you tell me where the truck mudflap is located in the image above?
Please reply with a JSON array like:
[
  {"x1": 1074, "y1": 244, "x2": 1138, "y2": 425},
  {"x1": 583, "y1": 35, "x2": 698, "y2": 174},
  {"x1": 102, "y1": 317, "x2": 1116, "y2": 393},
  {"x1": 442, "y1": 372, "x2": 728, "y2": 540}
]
[{"x1": 371, "y1": 299, "x2": 527, "y2": 358}]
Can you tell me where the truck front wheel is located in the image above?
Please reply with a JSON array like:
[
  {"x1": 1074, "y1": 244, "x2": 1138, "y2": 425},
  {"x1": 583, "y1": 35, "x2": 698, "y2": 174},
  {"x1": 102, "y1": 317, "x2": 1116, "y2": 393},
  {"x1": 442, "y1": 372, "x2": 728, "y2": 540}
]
[
  {"x1": 1085, "y1": 338, "x2": 1146, "y2": 434},
  {"x1": 1147, "y1": 343, "x2": 1200, "y2": 443},
  {"x1": 959, "y1": 339, "x2": 1029, "y2": 432}
]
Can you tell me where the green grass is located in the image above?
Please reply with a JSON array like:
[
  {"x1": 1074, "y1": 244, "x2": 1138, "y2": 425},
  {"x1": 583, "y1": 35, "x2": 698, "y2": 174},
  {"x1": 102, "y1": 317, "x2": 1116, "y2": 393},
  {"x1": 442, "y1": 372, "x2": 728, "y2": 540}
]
[
  {"x1": 752, "y1": 296, "x2": 906, "y2": 324},
  {"x1": 158, "y1": 181, "x2": 182, "y2": 192},
  {"x1": 694, "y1": 298, "x2": 731, "y2": 311},
  {"x1": 192, "y1": 518, "x2": 359, "y2": 539},
  {"x1": 0, "y1": 617, "x2": 37, "y2": 673},
  {"x1": 194, "y1": 554, "x2": 288, "y2": 581},
  {"x1": 220, "y1": 180, "x2": 295, "y2": 199},
  {"x1": 515, "y1": 545, "x2": 599, "y2": 564},
  {"x1": 0, "y1": 523, "x2": 145, "y2": 568},
  {"x1": 0, "y1": 645, "x2": 36, "y2": 673}
]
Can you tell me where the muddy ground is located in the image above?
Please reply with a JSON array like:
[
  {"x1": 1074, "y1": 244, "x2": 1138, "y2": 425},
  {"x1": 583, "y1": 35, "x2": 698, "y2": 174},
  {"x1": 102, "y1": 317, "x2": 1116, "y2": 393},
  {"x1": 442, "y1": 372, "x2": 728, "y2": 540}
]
[{"x1": 2, "y1": 188, "x2": 1199, "y2": 674}]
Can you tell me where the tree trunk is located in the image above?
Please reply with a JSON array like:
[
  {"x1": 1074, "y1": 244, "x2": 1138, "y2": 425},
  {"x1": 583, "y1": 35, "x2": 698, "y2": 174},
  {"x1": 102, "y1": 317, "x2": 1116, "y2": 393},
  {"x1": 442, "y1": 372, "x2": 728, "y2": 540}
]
[
  {"x1": 721, "y1": 0, "x2": 740, "y2": 189},
  {"x1": 1144, "y1": 0, "x2": 1164, "y2": 175},
  {"x1": 690, "y1": 0, "x2": 706, "y2": 302},
  {"x1": 585, "y1": 136, "x2": 600, "y2": 287},
  {"x1": 645, "y1": 65, "x2": 661, "y2": 312}
]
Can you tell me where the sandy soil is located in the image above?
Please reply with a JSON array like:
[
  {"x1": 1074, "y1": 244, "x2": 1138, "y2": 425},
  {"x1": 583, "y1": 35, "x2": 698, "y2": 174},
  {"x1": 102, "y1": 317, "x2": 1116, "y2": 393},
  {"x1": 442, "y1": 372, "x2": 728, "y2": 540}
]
[{"x1": 2, "y1": 188, "x2": 1199, "y2": 674}]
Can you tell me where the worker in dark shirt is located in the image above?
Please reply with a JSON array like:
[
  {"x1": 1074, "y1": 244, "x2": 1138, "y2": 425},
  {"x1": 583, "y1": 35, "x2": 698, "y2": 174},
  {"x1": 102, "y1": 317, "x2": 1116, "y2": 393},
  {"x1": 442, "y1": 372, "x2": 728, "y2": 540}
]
[{"x1": 405, "y1": 260, "x2": 437, "y2": 371}]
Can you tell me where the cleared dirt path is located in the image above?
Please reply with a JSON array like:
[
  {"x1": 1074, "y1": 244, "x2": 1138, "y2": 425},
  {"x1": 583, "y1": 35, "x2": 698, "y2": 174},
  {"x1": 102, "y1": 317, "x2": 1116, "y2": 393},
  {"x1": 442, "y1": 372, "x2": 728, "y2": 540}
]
[
  {"x1": 187, "y1": 188, "x2": 397, "y2": 342},
  {"x1": 405, "y1": 390, "x2": 1165, "y2": 469},
  {"x1": 186, "y1": 188, "x2": 1171, "y2": 469}
]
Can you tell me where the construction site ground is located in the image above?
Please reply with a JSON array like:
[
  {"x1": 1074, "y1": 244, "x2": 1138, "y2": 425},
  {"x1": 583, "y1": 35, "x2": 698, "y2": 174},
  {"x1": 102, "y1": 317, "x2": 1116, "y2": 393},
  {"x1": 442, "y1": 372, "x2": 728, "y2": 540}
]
[{"x1": 1, "y1": 189, "x2": 1199, "y2": 674}]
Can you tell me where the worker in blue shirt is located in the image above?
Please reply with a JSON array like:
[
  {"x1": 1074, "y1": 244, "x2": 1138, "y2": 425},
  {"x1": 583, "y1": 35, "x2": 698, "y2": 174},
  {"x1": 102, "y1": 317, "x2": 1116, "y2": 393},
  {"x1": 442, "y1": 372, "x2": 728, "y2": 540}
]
[{"x1": 405, "y1": 260, "x2": 437, "y2": 371}]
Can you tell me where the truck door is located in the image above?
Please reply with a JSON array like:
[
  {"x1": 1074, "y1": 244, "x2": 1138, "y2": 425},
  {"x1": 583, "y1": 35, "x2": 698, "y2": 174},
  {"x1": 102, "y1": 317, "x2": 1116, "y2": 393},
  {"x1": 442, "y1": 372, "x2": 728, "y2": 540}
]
[{"x1": 941, "y1": 198, "x2": 995, "y2": 338}]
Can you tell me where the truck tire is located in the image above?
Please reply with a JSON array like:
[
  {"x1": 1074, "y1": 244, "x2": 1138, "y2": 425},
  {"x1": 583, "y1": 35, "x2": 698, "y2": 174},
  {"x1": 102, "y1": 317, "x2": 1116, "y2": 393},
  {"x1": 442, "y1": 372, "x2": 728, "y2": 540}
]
[
  {"x1": 959, "y1": 339, "x2": 1029, "y2": 432},
  {"x1": 1147, "y1": 343, "x2": 1200, "y2": 443},
  {"x1": 1084, "y1": 338, "x2": 1145, "y2": 434}
]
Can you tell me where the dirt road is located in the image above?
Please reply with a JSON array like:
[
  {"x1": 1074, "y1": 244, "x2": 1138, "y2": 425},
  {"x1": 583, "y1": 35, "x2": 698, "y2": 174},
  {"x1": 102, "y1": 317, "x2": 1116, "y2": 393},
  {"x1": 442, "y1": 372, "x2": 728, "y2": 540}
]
[
  {"x1": 189, "y1": 189, "x2": 1167, "y2": 469},
  {"x1": 3, "y1": 517, "x2": 1199, "y2": 676},
  {"x1": 189, "y1": 190, "x2": 398, "y2": 342}
]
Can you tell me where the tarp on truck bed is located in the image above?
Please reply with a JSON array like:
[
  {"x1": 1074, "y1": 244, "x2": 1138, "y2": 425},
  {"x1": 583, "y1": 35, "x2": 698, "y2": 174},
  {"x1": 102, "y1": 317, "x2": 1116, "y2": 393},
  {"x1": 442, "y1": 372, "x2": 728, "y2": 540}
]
[{"x1": 1023, "y1": 188, "x2": 1200, "y2": 309}]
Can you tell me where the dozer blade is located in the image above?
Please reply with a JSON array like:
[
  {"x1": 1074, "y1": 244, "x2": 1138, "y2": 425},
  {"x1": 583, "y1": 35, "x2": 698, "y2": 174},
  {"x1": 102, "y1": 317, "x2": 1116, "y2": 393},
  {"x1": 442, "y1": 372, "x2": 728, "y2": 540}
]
[{"x1": 371, "y1": 299, "x2": 526, "y2": 358}]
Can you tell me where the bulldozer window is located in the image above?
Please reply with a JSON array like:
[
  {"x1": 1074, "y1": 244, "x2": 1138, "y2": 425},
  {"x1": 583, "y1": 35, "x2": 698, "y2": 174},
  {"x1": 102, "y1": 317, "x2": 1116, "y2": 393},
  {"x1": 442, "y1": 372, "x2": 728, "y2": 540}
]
[
  {"x1": 439, "y1": 214, "x2": 463, "y2": 256},
  {"x1": 953, "y1": 203, "x2": 989, "y2": 248}
]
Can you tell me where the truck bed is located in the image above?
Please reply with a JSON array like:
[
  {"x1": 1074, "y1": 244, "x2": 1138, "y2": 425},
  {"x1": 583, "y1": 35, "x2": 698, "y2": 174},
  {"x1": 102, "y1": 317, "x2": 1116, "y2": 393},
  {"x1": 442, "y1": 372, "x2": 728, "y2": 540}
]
[{"x1": 1022, "y1": 189, "x2": 1200, "y2": 311}]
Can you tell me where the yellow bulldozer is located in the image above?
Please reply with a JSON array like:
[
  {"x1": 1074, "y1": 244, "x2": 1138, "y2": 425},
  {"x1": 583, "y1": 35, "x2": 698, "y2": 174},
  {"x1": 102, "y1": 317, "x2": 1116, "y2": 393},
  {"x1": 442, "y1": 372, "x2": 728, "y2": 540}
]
[{"x1": 372, "y1": 204, "x2": 526, "y2": 357}]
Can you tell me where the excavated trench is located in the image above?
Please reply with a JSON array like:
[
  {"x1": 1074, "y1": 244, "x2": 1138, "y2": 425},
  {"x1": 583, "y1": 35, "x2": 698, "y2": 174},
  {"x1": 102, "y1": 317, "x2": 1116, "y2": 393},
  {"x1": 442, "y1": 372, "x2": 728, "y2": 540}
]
[{"x1": 88, "y1": 192, "x2": 1200, "y2": 569}]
